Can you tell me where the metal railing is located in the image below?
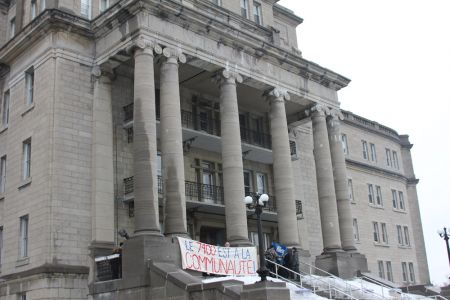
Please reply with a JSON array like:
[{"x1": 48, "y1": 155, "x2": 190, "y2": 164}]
[
  {"x1": 123, "y1": 103, "x2": 133, "y2": 123},
  {"x1": 123, "y1": 177, "x2": 277, "y2": 212},
  {"x1": 240, "y1": 127, "x2": 271, "y2": 149}
]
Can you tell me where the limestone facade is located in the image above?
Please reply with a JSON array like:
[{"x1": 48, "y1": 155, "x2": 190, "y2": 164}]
[{"x1": 0, "y1": 0, "x2": 429, "y2": 298}]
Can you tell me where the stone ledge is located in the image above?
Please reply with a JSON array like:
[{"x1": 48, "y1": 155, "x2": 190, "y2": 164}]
[{"x1": 0, "y1": 263, "x2": 89, "y2": 281}]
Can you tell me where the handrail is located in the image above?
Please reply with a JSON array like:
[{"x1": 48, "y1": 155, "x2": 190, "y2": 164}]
[
  {"x1": 297, "y1": 260, "x2": 386, "y2": 299},
  {"x1": 266, "y1": 259, "x2": 360, "y2": 300},
  {"x1": 359, "y1": 274, "x2": 402, "y2": 298}
]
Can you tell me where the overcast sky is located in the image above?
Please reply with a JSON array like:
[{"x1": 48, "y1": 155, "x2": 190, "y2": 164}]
[{"x1": 277, "y1": 0, "x2": 450, "y2": 285}]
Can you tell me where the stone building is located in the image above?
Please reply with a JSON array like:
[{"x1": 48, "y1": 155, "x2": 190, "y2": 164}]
[{"x1": 0, "y1": 0, "x2": 429, "y2": 298}]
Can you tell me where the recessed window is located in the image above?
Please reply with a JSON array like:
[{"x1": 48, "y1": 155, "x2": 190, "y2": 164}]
[
  {"x1": 253, "y1": 2, "x2": 262, "y2": 25},
  {"x1": 373, "y1": 221, "x2": 380, "y2": 242},
  {"x1": 392, "y1": 189, "x2": 398, "y2": 209},
  {"x1": 100, "y1": 0, "x2": 110, "y2": 12},
  {"x1": 378, "y1": 260, "x2": 385, "y2": 279},
  {"x1": 399, "y1": 191, "x2": 405, "y2": 210},
  {"x1": 81, "y1": 0, "x2": 91, "y2": 19},
  {"x1": 397, "y1": 225, "x2": 404, "y2": 245},
  {"x1": 31, "y1": 0, "x2": 37, "y2": 19},
  {"x1": 19, "y1": 215, "x2": 29, "y2": 258},
  {"x1": 9, "y1": 18, "x2": 16, "y2": 38},
  {"x1": 348, "y1": 179, "x2": 354, "y2": 202},
  {"x1": 256, "y1": 172, "x2": 267, "y2": 194},
  {"x1": 289, "y1": 140, "x2": 297, "y2": 157},
  {"x1": 408, "y1": 262, "x2": 415, "y2": 283},
  {"x1": 386, "y1": 261, "x2": 393, "y2": 282},
  {"x1": 368, "y1": 184, "x2": 374, "y2": 204},
  {"x1": 393, "y1": 151, "x2": 399, "y2": 169},
  {"x1": 0, "y1": 226, "x2": 3, "y2": 268},
  {"x1": 2, "y1": 90, "x2": 9, "y2": 127},
  {"x1": 401, "y1": 262, "x2": 408, "y2": 282},
  {"x1": 41, "y1": 0, "x2": 46, "y2": 12},
  {"x1": 0, "y1": 156, "x2": 6, "y2": 194},
  {"x1": 249, "y1": 231, "x2": 270, "y2": 250},
  {"x1": 341, "y1": 134, "x2": 349, "y2": 155},
  {"x1": 19, "y1": 293, "x2": 27, "y2": 300},
  {"x1": 362, "y1": 140, "x2": 368, "y2": 160},
  {"x1": 381, "y1": 223, "x2": 388, "y2": 244},
  {"x1": 243, "y1": 170, "x2": 253, "y2": 195},
  {"x1": 375, "y1": 185, "x2": 383, "y2": 206},
  {"x1": 25, "y1": 68, "x2": 35, "y2": 106},
  {"x1": 22, "y1": 139, "x2": 31, "y2": 180},
  {"x1": 240, "y1": 0, "x2": 248, "y2": 18},
  {"x1": 386, "y1": 148, "x2": 392, "y2": 167},
  {"x1": 404, "y1": 226, "x2": 410, "y2": 246},
  {"x1": 370, "y1": 143, "x2": 377, "y2": 162},
  {"x1": 352, "y1": 218, "x2": 359, "y2": 241}
]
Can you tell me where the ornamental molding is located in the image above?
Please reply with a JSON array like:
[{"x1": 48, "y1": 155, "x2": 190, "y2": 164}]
[
  {"x1": 328, "y1": 109, "x2": 344, "y2": 121},
  {"x1": 265, "y1": 87, "x2": 290, "y2": 102},
  {"x1": 126, "y1": 36, "x2": 162, "y2": 56},
  {"x1": 212, "y1": 68, "x2": 243, "y2": 85},
  {"x1": 305, "y1": 104, "x2": 330, "y2": 117},
  {"x1": 162, "y1": 47, "x2": 187, "y2": 64}
]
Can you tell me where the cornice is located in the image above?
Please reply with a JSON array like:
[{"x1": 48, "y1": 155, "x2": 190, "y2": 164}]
[
  {"x1": 346, "y1": 158, "x2": 408, "y2": 183},
  {"x1": 341, "y1": 110, "x2": 401, "y2": 143},
  {"x1": 0, "y1": 9, "x2": 92, "y2": 64},
  {"x1": 273, "y1": 3, "x2": 303, "y2": 26}
]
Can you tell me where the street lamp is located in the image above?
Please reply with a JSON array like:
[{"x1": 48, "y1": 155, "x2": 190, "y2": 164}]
[
  {"x1": 437, "y1": 227, "x2": 450, "y2": 267},
  {"x1": 244, "y1": 193, "x2": 270, "y2": 281}
]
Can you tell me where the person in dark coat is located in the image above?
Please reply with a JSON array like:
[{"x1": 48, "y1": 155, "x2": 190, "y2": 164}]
[{"x1": 288, "y1": 247, "x2": 300, "y2": 280}]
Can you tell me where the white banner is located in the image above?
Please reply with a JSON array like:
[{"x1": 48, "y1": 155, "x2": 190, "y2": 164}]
[{"x1": 178, "y1": 237, "x2": 258, "y2": 276}]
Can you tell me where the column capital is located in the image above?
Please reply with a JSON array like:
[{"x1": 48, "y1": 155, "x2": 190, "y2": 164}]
[
  {"x1": 91, "y1": 65, "x2": 114, "y2": 82},
  {"x1": 328, "y1": 108, "x2": 344, "y2": 121},
  {"x1": 213, "y1": 69, "x2": 243, "y2": 86},
  {"x1": 265, "y1": 88, "x2": 290, "y2": 102},
  {"x1": 305, "y1": 104, "x2": 330, "y2": 117},
  {"x1": 162, "y1": 47, "x2": 186, "y2": 64},
  {"x1": 126, "y1": 36, "x2": 162, "y2": 56}
]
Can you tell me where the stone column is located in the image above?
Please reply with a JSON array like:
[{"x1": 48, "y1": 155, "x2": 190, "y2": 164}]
[
  {"x1": 327, "y1": 109, "x2": 356, "y2": 252},
  {"x1": 130, "y1": 40, "x2": 162, "y2": 236},
  {"x1": 266, "y1": 88, "x2": 300, "y2": 247},
  {"x1": 308, "y1": 105, "x2": 342, "y2": 252},
  {"x1": 91, "y1": 66, "x2": 115, "y2": 248},
  {"x1": 159, "y1": 47, "x2": 188, "y2": 236},
  {"x1": 215, "y1": 69, "x2": 250, "y2": 246}
]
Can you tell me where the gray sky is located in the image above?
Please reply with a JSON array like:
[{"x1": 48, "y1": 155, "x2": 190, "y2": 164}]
[{"x1": 278, "y1": 0, "x2": 450, "y2": 285}]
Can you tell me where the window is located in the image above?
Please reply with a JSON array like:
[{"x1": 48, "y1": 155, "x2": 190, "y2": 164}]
[
  {"x1": 0, "y1": 156, "x2": 6, "y2": 194},
  {"x1": 362, "y1": 140, "x2": 368, "y2": 160},
  {"x1": 348, "y1": 179, "x2": 354, "y2": 202},
  {"x1": 256, "y1": 173, "x2": 267, "y2": 194},
  {"x1": 381, "y1": 223, "x2": 388, "y2": 244},
  {"x1": 289, "y1": 140, "x2": 297, "y2": 157},
  {"x1": 397, "y1": 225, "x2": 404, "y2": 245},
  {"x1": 249, "y1": 231, "x2": 270, "y2": 250},
  {"x1": 100, "y1": 0, "x2": 110, "y2": 12},
  {"x1": 156, "y1": 153, "x2": 162, "y2": 177},
  {"x1": 393, "y1": 151, "x2": 399, "y2": 169},
  {"x1": 19, "y1": 293, "x2": 26, "y2": 300},
  {"x1": 341, "y1": 134, "x2": 349, "y2": 155},
  {"x1": 401, "y1": 262, "x2": 408, "y2": 282},
  {"x1": 352, "y1": 218, "x2": 359, "y2": 241},
  {"x1": 399, "y1": 191, "x2": 405, "y2": 210},
  {"x1": 386, "y1": 261, "x2": 393, "y2": 281},
  {"x1": 373, "y1": 222, "x2": 380, "y2": 242},
  {"x1": 240, "y1": 0, "x2": 248, "y2": 18},
  {"x1": 378, "y1": 261, "x2": 385, "y2": 279},
  {"x1": 386, "y1": 148, "x2": 392, "y2": 167},
  {"x1": 31, "y1": 0, "x2": 37, "y2": 19},
  {"x1": 19, "y1": 215, "x2": 29, "y2": 258},
  {"x1": 22, "y1": 139, "x2": 31, "y2": 180},
  {"x1": 370, "y1": 143, "x2": 377, "y2": 162},
  {"x1": 404, "y1": 226, "x2": 410, "y2": 246},
  {"x1": 408, "y1": 262, "x2": 415, "y2": 283},
  {"x1": 392, "y1": 190, "x2": 398, "y2": 209},
  {"x1": 0, "y1": 226, "x2": 3, "y2": 268},
  {"x1": 41, "y1": 0, "x2": 46, "y2": 12},
  {"x1": 10, "y1": 18, "x2": 15, "y2": 38},
  {"x1": 81, "y1": 0, "x2": 91, "y2": 19},
  {"x1": 368, "y1": 184, "x2": 374, "y2": 204},
  {"x1": 375, "y1": 185, "x2": 383, "y2": 206},
  {"x1": 25, "y1": 68, "x2": 34, "y2": 106},
  {"x1": 2, "y1": 90, "x2": 9, "y2": 127},
  {"x1": 253, "y1": 2, "x2": 262, "y2": 25},
  {"x1": 243, "y1": 170, "x2": 253, "y2": 195},
  {"x1": 211, "y1": 0, "x2": 221, "y2": 5},
  {"x1": 201, "y1": 161, "x2": 214, "y2": 186}
]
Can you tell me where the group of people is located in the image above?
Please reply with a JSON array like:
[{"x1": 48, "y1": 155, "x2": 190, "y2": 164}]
[{"x1": 264, "y1": 242, "x2": 300, "y2": 280}]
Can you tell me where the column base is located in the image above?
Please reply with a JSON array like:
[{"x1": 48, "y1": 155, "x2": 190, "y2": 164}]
[
  {"x1": 315, "y1": 251, "x2": 368, "y2": 279},
  {"x1": 240, "y1": 281, "x2": 290, "y2": 300},
  {"x1": 121, "y1": 235, "x2": 182, "y2": 289}
]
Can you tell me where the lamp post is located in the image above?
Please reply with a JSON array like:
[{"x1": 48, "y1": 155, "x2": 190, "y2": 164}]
[
  {"x1": 438, "y1": 227, "x2": 450, "y2": 267},
  {"x1": 244, "y1": 193, "x2": 270, "y2": 281}
]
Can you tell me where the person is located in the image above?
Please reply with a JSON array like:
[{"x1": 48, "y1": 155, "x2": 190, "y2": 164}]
[
  {"x1": 264, "y1": 246, "x2": 277, "y2": 275},
  {"x1": 287, "y1": 247, "x2": 300, "y2": 280},
  {"x1": 224, "y1": 241, "x2": 230, "y2": 247}
]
